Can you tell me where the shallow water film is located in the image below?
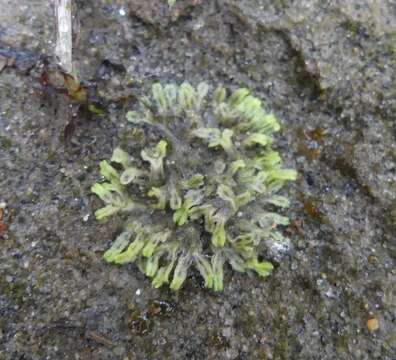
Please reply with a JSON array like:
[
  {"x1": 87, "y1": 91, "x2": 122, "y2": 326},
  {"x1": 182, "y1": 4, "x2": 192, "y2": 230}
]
[{"x1": 0, "y1": 1, "x2": 395, "y2": 359}]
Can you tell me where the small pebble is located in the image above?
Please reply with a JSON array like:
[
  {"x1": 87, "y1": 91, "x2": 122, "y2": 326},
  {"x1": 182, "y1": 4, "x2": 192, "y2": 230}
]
[
  {"x1": 366, "y1": 318, "x2": 379, "y2": 331},
  {"x1": 367, "y1": 255, "x2": 378, "y2": 264}
]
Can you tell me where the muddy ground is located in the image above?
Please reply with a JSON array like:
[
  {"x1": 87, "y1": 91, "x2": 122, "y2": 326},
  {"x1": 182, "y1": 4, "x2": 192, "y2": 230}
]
[{"x1": 0, "y1": 1, "x2": 395, "y2": 359}]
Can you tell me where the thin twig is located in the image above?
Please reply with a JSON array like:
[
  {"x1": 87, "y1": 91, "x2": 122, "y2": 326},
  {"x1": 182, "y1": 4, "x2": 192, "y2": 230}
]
[{"x1": 55, "y1": 0, "x2": 73, "y2": 75}]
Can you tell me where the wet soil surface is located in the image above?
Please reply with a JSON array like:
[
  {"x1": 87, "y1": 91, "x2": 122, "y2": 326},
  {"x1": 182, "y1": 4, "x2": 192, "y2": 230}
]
[{"x1": 0, "y1": 1, "x2": 395, "y2": 359}]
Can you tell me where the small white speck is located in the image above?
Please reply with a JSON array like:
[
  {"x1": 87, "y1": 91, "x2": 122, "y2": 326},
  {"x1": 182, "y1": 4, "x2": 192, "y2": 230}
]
[
  {"x1": 135, "y1": 289, "x2": 141, "y2": 295},
  {"x1": 119, "y1": 8, "x2": 126, "y2": 16},
  {"x1": 83, "y1": 214, "x2": 90, "y2": 222}
]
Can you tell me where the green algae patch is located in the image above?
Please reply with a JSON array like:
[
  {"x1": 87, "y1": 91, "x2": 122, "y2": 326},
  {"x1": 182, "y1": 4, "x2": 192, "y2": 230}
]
[{"x1": 92, "y1": 82, "x2": 296, "y2": 291}]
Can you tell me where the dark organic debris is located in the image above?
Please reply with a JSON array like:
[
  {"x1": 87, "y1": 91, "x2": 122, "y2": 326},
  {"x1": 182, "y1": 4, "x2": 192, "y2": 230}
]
[
  {"x1": 0, "y1": 206, "x2": 7, "y2": 237},
  {"x1": 85, "y1": 330, "x2": 115, "y2": 347},
  {"x1": 96, "y1": 59, "x2": 126, "y2": 80},
  {"x1": 38, "y1": 64, "x2": 106, "y2": 139},
  {"x1": 0, "y1": 48, "x2": 39, "y2": 74},
  {"x1": 127, "y1": 300, "x2": 175, "y2": 336}
]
